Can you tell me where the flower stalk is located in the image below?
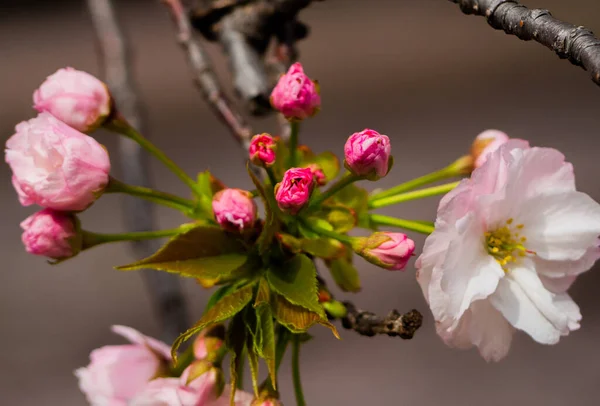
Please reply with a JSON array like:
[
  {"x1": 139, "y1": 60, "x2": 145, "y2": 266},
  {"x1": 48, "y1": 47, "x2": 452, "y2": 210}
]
[
  {"x1": 368, "y1": 181, "x2": 461, "y2": 209},
  {"x1": 308, "y1": 172, "x2": 363, "y2": 209},
  {"x1": 369, "y1": 214, "x2": 435, "y2": 234},
  {"x1": 292, "y1": 335, "x2": 306, "y2": 406},
  {"x1": 81, "y1": 227, "x2": 184, "y2": 249},
  {"x1": 105, "y1": 113, "x2": 200, "y2": 197},
  {"x1": 105, "y1": 177, "x2": 196, "y2": 212},
  {"x1": 288, "y1": 121, "x2": 300, "y2": 168}
]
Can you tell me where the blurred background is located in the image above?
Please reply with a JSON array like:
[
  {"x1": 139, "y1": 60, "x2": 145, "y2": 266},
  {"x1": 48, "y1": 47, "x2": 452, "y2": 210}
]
[{"x1": 2, "y1": 0, "x2": 600, "y2": 404}]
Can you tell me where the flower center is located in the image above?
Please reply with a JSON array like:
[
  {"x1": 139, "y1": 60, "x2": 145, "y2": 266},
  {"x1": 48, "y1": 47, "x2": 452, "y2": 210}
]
[{"x1": 485, "y1": 218, "x2": 535, "y2": 271}]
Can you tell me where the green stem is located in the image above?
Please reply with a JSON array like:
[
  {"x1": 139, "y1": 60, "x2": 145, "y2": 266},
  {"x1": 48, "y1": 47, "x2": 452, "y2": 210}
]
[
  {"x1": 106, "y1": 177, "x2": 196, "y2": 212},
  {"x1": 369, "y1": 155, "x2": 472, "y2": 202},
  {"x1": 266, "y1": 167, "x2": 279, "y2": 187},
  {"x1": 82, "y1": 227, "x2": 183, "y2": 249},
  {"x1": 235, "y1": 347, "x2": 246, "y2": 390},
  {"x1": 105, "y1": 114, "x2": 200, "y2": 197},
  {"x1": 308, "y1": 172, "x2": 362, "y2": 209},
  {"x1": 288, "y1": 121, "x2": 300, "y2": 168},
  {"x1": 369, "y1": 214, "x2": 435, "y2": 234},
  {"x1": 274, "y1": 327, "x2": 290, "y2": 371},
  {"x1": 292, "y1": 335, "x2": 306, "y2": 406},
  {"x1": 300, "y1": 218, "x2": 354, "y2": 244},
  {"x1": 368, "y1": 181, "x2": 460, "y2": 209}
]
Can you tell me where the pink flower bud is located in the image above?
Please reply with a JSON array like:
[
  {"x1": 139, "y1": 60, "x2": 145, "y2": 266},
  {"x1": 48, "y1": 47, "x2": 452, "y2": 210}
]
[
  {"x1": 5, "y1": 113, "x2": 111, "y2": 211},
  {"x1": 252, "y1": 399, "x2": 283, "y2": 406},
  {"x1": 20, "y1": 209, "x2": 81, "y2": 259},
  {"x1": 357, "y1": 232, "x2": 415, "y2": 270},
  {"x1": 307, "y1": 163, "x2": 327, "y2": 186},
  {"x1": 193, "y1": 325, "x2": 225, "y2": 362},
  {"x1": 344, "y1": 129, "x2": 391, "y2": 179},
  {"x1": 249, "y1": 133, "x2": 277, "y2": 167},
  {"x1": 33, "y1": 67, "x2": 112, "y2": 132},
  {"x1": 471, "y1": 129, "x2": 509, "y2": 168},
  {"x1": 275, "y1": 167, "x2": 315, "y2": 214},
  {"x1": 212, "y1": 189, "x2": 257, "y2": 232},
  {"x1": 270, "y1": 62, "x2": 321, "y2": 121}
]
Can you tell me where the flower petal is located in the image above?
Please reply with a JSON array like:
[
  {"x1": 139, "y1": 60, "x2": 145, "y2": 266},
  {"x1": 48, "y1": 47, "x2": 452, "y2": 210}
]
[
  {"x1": 439, "y1": 213, "x2": 504, "y2": 324},
  {"x1": 519, "y1": 191, "x2": 600, "y2": 261},
  {"x1": 111, "y1": 325, "x2": 171, "y2": 361},
  {"x1": 490, "y1": 264, "x2": 581, "y2": 344},
  {"x1": 437, "y1": 299, "x2": 514, "y2": 362}
]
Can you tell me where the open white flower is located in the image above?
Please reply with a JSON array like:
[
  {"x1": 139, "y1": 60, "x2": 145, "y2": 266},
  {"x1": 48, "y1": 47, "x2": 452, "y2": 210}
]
[{"x1": 416, "y1": 139, "x2": 600, "y2": 361}]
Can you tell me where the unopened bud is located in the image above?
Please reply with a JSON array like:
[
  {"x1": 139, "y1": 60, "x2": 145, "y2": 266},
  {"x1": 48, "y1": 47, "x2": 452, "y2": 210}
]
[
  {"x1": 344, "y1": 129, "x2": 392, "y2": 180},
  {"x1": 470, "y1": 129, "x2": 509, "y2": 169},
  {"x1": 275, "y1": 168, "x2": 315, "y2": 214},
  {"x1": 193, "y1": 324, "x2": 226, "y2": 362},
  {"x1": 354, "y1": 232, "x2": 415, "y2": 270},
  {"x1": 249, "y1": 133, "x2": 277, "y2": 167}
]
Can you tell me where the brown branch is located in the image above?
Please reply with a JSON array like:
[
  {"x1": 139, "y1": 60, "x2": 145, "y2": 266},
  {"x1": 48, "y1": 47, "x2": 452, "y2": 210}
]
[
  {"x1": 162, "y1": 0, "x2": 254, "y2": 149},
  {"x1": 87, "y1": 0, "x2": 189, "y2": 343},
  {"x1": 341, "y1": 301, "x2": 423, "y2": 339},
  {"x1": 449, "y1": 0, "x2": 600, "y2": 87}
]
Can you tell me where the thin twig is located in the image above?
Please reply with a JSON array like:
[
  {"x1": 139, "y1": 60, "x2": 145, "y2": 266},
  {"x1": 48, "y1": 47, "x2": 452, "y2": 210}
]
[
  {"x1": 341, "y1": 301, "x2": 423, "y2": 339},
  {"x1": 87, "y1": 0, "x2": 188, "y2": 343},
  {"x1": 449, "y1": 0, "x2": 600, "y2": 87},
  {"x1": 162, "y1": 0, "x2": 254, "y2": 150}
]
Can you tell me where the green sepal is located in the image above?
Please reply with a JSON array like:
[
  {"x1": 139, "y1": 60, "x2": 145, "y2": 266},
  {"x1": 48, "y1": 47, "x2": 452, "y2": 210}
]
[{"x1": 195, "y1": 170, "x2": 226, "y2": 217}]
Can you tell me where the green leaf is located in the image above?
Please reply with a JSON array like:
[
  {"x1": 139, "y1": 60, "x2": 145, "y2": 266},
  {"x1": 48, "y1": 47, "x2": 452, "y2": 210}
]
[
  {"x1": 116, "y1": 226, "x2": 249, "y2": 285},
  {"x1": 197, "y1": 170, "x2": 225, "y2": 197},
  {"x1": 245, "y1": 331, "x2": 260, "y2": 396},
  {"x1": 172, "y1": 283, "x2": 254, "y2": 363},
  {"x1": 205, "y1": 284, "x2": 235, "y2": 312},
  {"x1": 254, "y1": 277, "x2": 271, "y2": 308},
  {"x1": 272, "y1": 294, "x2": 340, "y2": 339},
  {"x1": 256, "y1": 304, "x2": 276, "y2": 388},
  {"x1": 266, "y1": 254, "x2": 324, "y2": 317},
  {"x1": 325, "y1": 256, "x2": 361, "y2": 293},
  {"x1": 227, "y1": 311, "x2": 247, "y2": 406}
]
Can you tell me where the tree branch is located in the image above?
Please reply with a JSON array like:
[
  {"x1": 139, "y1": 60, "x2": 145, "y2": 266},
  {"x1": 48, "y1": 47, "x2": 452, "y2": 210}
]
[
  {"x1": 341, "y1": 301, "x2": 423, "y2": 339},
  {"x1": 162, "y1": 0, "x2": 254, "y2": 150},
  {"x1": 449, "y1": 0, "x2": 600, "y2": 87},
  {"x1": 87, "y1": 0, "x2": 189, "y2": 343}
]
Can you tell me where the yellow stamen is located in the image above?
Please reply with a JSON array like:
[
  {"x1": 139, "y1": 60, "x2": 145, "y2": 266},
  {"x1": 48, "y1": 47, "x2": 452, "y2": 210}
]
[{"x1": 485, "y1": 221, "x2": 534, "y2": 272}]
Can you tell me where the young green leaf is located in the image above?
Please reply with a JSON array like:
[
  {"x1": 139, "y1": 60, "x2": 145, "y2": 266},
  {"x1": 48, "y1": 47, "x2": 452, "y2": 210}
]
[
  {"x1": 245, "y1": 333, "x2": 260, "y2": 396},
  {"x1": 246, "y1": 163, "x2": 279, "y2": 255},
  {"x1": 277, "y1": 233, "x2": 345, "y2": 260},
  {"x1": 272, "y1": 294, "x2": 340, "y2": 339},
  {"x1": 332, "y1": 183, "x2": 369, "y2": 227},
  {"x1": 311, "y1": 151, "x2": 340, "y2": 182},
  {"x1": 227, "y1": 312, "x2": 247, "y2": 406},
  {"x1": 172, "y1": 283, "x2": 254, "y2": 363},
  {"x1": 323, "y1": 205, "x2": 357, "y2": 233},
  {"x1": 254, "y1": 277, "x2": 271, "y2": 308},
  {"x1": 266, "y1": 254, "x2": 324, "y2": 317},
  {"x1": 116, "y1": 226, "x2": 249, "y2": 284},
  {"x1": 256, "y1": 304, "x2": 276, "y2": 388}
]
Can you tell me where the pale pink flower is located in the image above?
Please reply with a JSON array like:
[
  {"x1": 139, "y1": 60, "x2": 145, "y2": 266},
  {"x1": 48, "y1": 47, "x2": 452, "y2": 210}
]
[
  {"x1": 360, "y1": 232, "x2": 415, "y2": 271},
  {"x1": 130, "y1": 366, "x2": 253, "y2": 406},
  {"x1": 249, "y1": 133, "x2": 277, "y2": 167},
  {"x1": 212, "y1": 189, "x2": 257, "y2": 232},
  {"x1": 471, "y1": 129, "x2": 510, "y2": 168},
  {"x1": 417, "y1": 140, "x2": 600, "y2": 361},
  {"x1": 275, "y1": 167, "x2": 315, "y2": 214},
  {"x1": 270, "y1": 62, "x2": 320, "y2": 121},
  {"x1": 75, "y1": 325, "x2": 171, "y2": 406},
  {"x1": 344, "y1": 129, "x2": 391, "y2": 179},
  {"x1": 5, "y1": 112, "x2": 111, "y2": 211},
  {"x1": 34, "y1": 67, "x2": 111, "y2": 132},
  {"x1": 21, "y1": 209, "x2": 79, "y2": 259}
]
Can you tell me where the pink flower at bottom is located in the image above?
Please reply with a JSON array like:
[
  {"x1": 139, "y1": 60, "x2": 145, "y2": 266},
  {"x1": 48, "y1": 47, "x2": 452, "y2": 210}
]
[
  {"x1": 417, "y1": 140, "x2": 600, "y2": 361},
  {"x1": 75, "y1": 325, "x2": 171, "y2": 406},
  {"x1": 21, "y1": 209, "x2": 80, "y2": 259},
  {"x1": 130, "y1": 366, "x2": 253, "y2": 406}
]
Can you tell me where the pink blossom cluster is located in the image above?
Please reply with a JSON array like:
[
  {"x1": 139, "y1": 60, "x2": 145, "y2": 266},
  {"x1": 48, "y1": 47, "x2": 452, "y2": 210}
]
[{"x1": 5, "y1": 68, "x2": 113, "y2": 259}]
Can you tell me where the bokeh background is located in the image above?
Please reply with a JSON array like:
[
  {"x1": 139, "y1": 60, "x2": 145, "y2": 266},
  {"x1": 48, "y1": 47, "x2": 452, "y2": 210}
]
[{"x1": 2, "y1": 0, "x2": 600, "y2": 404}]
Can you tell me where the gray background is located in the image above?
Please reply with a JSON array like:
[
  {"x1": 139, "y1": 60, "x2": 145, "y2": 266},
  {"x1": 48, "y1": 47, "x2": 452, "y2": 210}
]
[{"x1": 1, "y1": 0, "x2": 600, "y2": 405}]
